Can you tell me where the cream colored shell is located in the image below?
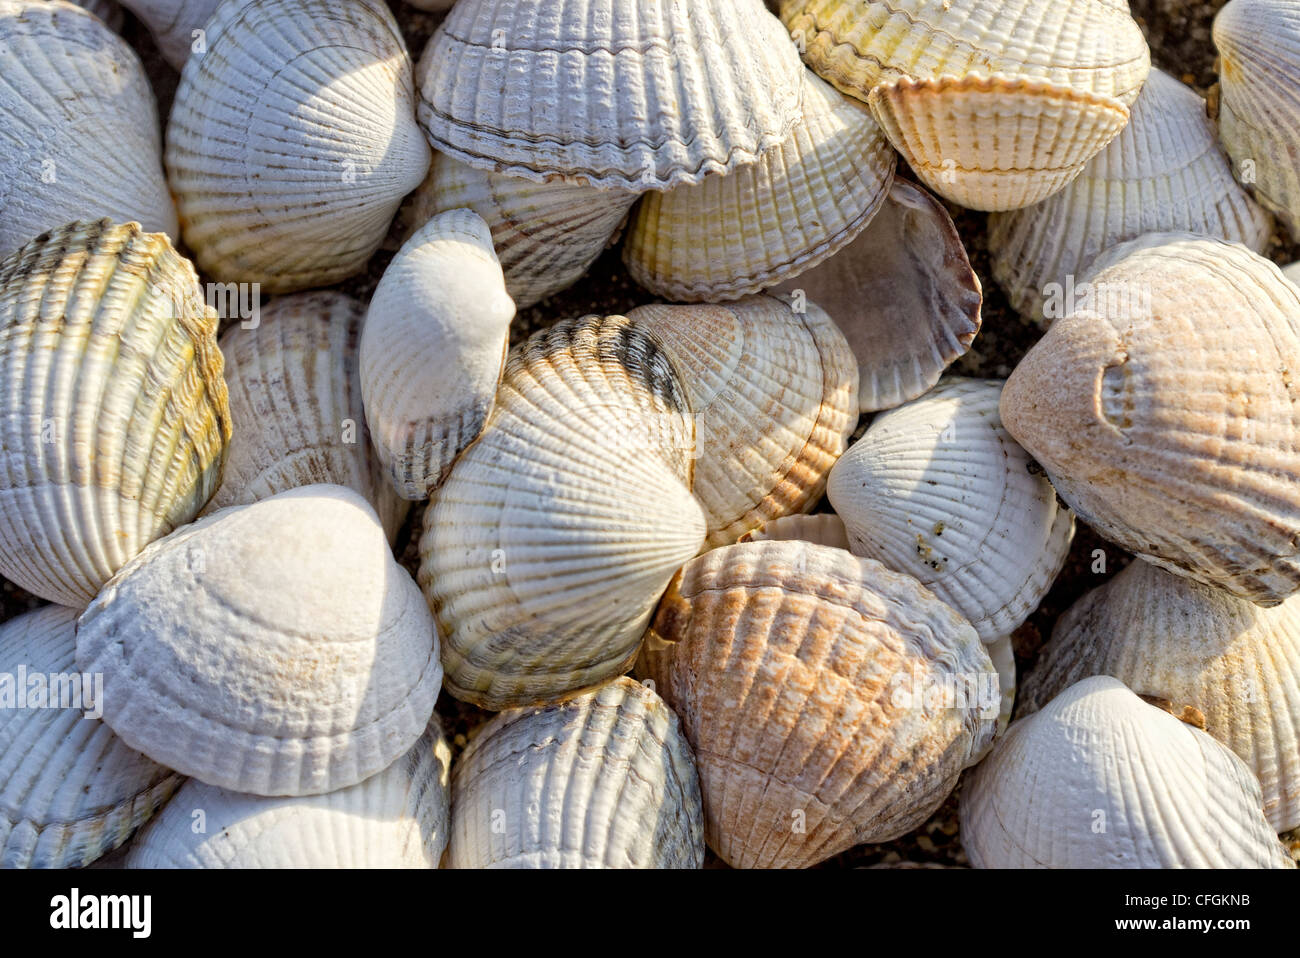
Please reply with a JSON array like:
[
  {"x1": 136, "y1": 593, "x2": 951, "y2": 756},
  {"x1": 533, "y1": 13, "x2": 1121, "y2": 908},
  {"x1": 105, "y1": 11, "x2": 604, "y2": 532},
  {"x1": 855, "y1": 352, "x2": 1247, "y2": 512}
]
[
  {"x1": 738, "y1": 514, "x2": 851, "y2": 551},
  {"x1": 77, "y1": 485, "x2": 443, "y2": 797},
  {"x1": 0, "y1": 219, "x2": 230, "y2": 608},
  {"x1": 447, "y1": 677, "x2": 704, "y2": 868},
  {"x1": 961, "y1": 676, "x2": 1294, "y2": 868},
  {"x1": 117, "y1": 0, "x2": 219, "y2": 68},
  {"x1": 1000, "y1": 232, "x2": 1300, "y2": 607},
  {"x1": 627, "y1": 295, "x2": 858, "y2": 547}
]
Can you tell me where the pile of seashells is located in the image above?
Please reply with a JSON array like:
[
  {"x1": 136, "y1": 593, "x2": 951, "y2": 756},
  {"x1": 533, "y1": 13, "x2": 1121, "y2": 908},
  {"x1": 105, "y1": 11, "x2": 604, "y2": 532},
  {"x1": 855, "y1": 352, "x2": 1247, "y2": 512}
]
[{"x1": 1, "y1": 0, "x2": 1299, "y2": 870}]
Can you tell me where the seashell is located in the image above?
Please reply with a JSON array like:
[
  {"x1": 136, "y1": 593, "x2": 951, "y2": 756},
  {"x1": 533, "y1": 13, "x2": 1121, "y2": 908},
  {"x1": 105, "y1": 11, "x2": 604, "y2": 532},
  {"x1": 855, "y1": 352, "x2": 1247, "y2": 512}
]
[
  {"x1": 773, "y1": 178, "x2": 981, "y2": 413},
  {"x1": 1284, "y1": 261, "x2": 1300, "y2": 288},
  {"x1": 419, "y1": 314, "x2": 706, "y2": 711},
  {"x1": 1214, "y1": 0, "x2": 1300, "y2": 242},
  {"x1": 416, "y1": 0, "x2": 804, "y2": 190},
  {"x1": 76, "y1": 484, "x2": 443, "y2": 797},
  {"x1": 961, "y1": 676, "x2": 1295, "y2": 868},
  {"x1": 447, "y1": 677, "x2": 704, "y2": 868},
  {"x1": 622, "y1": 69, "x2": 896, "y2": 302},
  {"x1": 989, "y1": 68, "x2": 1273, "y2": 322},
  {"x1": 738, "y1": 513, "x2": 851, "y2": 551},
  {"x1": 0, "y1": 1, "x2": 177, "y2": 258},
  {"x1": 627, "y1": 295, "x2": 858, "y2": 547},
  {"x1": 0, "y1": 219, "x2": 230, "y2": 608},
  {"x1": 166, "y1": 0, "x2": 431, "y2": 292},
  {"x1": 403, "y1": 152, "x2": 637, "y2": 310},
  {"x1": 0, "y1": 605, "x2": 181, "y2": 868},
  {"x1": 361, "y1": 210, "x2": 515, "y2": 500},
  {"x1": 985, "y1": 633, "x2": 1015, "y2": 739},
  {"x1": 827, "y1": 378, "x2": 1075, "y2": 643},
  {"x1": 639, "y1": 539, "x2": 998, "y2": 868},
  {"x1": 1019, "y1": 558, "x2": 1300, "y2": 832},
  {"x1": 126, "y1": 720, "x2": 452, "y2": 867},
  {"x1": 1000, "y1": 232, "x2": 1300, "y2": 607},
  {"x1": 117, "y1": 0, "x2": 219, "y2": 68}
]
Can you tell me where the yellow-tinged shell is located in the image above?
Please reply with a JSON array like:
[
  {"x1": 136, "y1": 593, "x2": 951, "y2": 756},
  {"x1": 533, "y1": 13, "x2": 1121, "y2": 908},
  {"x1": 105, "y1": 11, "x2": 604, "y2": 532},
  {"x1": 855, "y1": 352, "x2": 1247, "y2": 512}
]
[
  {"x1": 1020, "y1": 558, "x2": 1300, "y2": 833},
  {"x1": 622, "y1": 69, "x2": 896, "y2": 301},
  {"x1": 627, "y1": 295, "x2": 858, "y2": 547},
  {"x1": 0, "y1": 219, "x2": 230, "y2": 608},
  {"x1": 419, "y1": 314, "x2": 706, "y2": 711},
  {"x1": 1000, "y1": 232, "x2": 1300, "y2": 607},
  {"x1": 638, "y1": 538, "x2": 998, "y2": 868}
]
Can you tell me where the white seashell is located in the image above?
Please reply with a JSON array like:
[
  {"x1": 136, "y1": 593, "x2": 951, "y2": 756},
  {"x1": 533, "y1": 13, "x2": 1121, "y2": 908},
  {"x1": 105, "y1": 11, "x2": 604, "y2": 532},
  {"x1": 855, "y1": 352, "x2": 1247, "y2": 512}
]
[
  {"x1": 419, "y1": 314, "x2": 706, "y2": 710},
  {"x1": 416, "y1": 0, "x2": 804, "y2": 190},
  {"x1": 961, "y1": 676, "x2": 1294, "y2": 868},
  {"x1": 361, "y1": 210, "x2": 516, "y2": 500},
  {"x1": 985, "y1": 633, "x2": 1016, "y2": 741},
  {"x1": 0, "y1": 1, "x2": 177, "y2": 258},
  {"x1": 126, "y1": 720, "x2": 453, "y2": 867},
  {"x1": 117, "y1": 0, "x2": 219, "y2": 68},
  {"x1": 447, "y1": 677, "x2": 704, "y2": 868},
  {"x1": 828, "y1": 378, "x2": 1074, "y2": 642},
  {"x1": 737, "y1": 513, "x2": 851, "y2": 551},
  {"x1": 76, "y1": 484, "x2": 443, "y2": 797},
  {"x1": 989, "y1": 68, "x2": 1272, "y2": 322},
  {"x1": 402, "y1": 152, "x2": 637, "y2": 310},
  {"x1": 0, "y1": 219, "x2": 230, "y2": 608},
  {"x1": 1020, "y1": 558, "x2": 1300, "y2": 833},
  {"x1": 773, "y1": 178, "x2": 981, "y2": 413},
  {"x1": 166, "y1": 0, "x2": 431, "y2": 292},
  {"x1": 1, "y1": 606, "x2": 181, "y2": 868},
  {"x1": 627, "y1": 295, "x2": 858, "y2": 547},
  {"x1": 206, "y1": 291, "x2": 408, "y2": 543}
]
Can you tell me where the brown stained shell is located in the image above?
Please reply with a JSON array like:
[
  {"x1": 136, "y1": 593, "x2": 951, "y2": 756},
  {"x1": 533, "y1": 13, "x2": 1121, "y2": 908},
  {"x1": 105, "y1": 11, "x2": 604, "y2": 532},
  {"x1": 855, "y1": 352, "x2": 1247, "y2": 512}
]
[{"x1": 637, "y1": 538, "x2": 997, "y2": 868}]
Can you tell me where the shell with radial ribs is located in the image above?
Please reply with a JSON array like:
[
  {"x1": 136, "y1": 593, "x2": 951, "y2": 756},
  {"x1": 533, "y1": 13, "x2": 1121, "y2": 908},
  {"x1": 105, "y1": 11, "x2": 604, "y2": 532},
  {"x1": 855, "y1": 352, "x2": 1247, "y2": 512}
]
[
  {"x1": 1020, "y1": 558, "x2": 1300, "y2": 833},
  {"x1": 622, "y1": 68, "x2": 896, "y2": 302},
  {"x1": 0, "y1": 219, "x2": 230, "y2": 608},
  {"x1": 989, "y1": 68, "x2": 1272, "y2": 322},
  {"x1": 418, "y1": 314, "x2": 706, "y2": 711},
  {"x1": 1, "y1": 606, "x2": 181, "y2": 868},
  {"x1": 165, "y1": 0, "x2": 431, "y2": 292},
  {"x1": 0, "y1": 1, "x2": 177, "y2": 258},
  {"x1": 117, "y1": 0, "x2": 219, "y2": 68},
  {"x1": 961, "y1": 676, "x2": 1295, "y2": 868},
  {"x1": 361, "y1": 210, "x2": 515, "y2": 500},
  {"x1": 779, "y1": 0, "x2": 1151, "y2": 210},
  {"x1": 637, "y1": 539, "x2": 998, "y2": 868},
  {"x1": 627, "y1": 295, "x2": 858, "y2": 547},
  {"x1": 402, "y1": 152, "x2": 637, "y2": 310},
  {"x1": 447, "y1": 678, "x2": 704, "y2": 868},
  {"x1": 205, "y1": 291, "x2": 408, "y2": 543},
  {"x1": 76, "y1": 485, "x2": 443, "y2": 797},
  {"x1": 1214, "y1": 0, "x2": 1300, "y2": 242},
  {"x1": 827, "y1": 378, "x2": 1075, "y2": 643},
  {"x1": 126, "y1": 720, "x2": 452, "y2": 867},
  {"x1": 1000, "y1": 232, "x2": 1300, "y2": 607},
  {"x1": 773, "y1": 178, "x2": 981, "y2": 413},
  {"x1": 416, "y1": 0, "x2": 804, "y2": 190}
]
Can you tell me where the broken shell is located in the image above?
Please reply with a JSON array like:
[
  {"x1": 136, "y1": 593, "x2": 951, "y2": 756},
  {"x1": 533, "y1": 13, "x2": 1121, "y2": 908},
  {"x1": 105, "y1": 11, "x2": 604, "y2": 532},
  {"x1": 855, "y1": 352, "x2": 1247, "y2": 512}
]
[
  {"x1": 117, "y1": 0, "x2": 219, "y2": 68},
  {"x1": 827, "y1": 378, "x2": 1075, "y2": 643},
  {"x1": 419, "y1": 314, "x2": 706, "y2": 711},
  {"x1": 361, "y1": 210, "x2": 516, "y2": 500},
  {"x1": 1000, "y1": 232, "x2": 1300, "y2": 606},
  {"x1": 402, "y1": 152, "x2": 637, "y2": 310},
  {"x1": 416, "y1": 0, "x2": 804, "y2": 189},
  {"x1": 639, "y1": 539, "x2": 998, "y2": 868},
  {"x1": 126, "y1": 720, "x2": 452, "y2": 867},
  {"x1": 206, "y1": 291, "x2": 408, "y2": 543},
  {"x1": 447, "y1": 677, "x2": 704, "y2": 868},
  {"x1": 989, "y1": 69, "x2": 1272, "y2": 322},
  {"x1": 622, "y1": 69, "x2": 896, "y2": 301},
  {"x1": 1214, "y1": 0, "x2": 1300, "y2": 241},
  {"x1": 0, "y1": 1, "x2": 177, "y2": 257},
  {"x1": 1, "y1": 605, "x2": 181, "y2": 868},
  {"x1": 1020, "y1": 558, "x2": 1300, "y2": 833},
  {"x1": 738, "y1": 513, "x2": 851, "y2": 551},
  {"x1": 0, "y1": 219, "x2": 230, "y2": 608},
  {"x1": 166, "y1": 0, "x2": 431, "y2": 292},
  {"x1": 986, "y1": 633, "x2": 1016, "y2": 739},
  {"x1": 627, "y1": 295, "x2": 858, "y2": 547},
  {"x1": 961, "y1": 676, "x2": 1295, "y2": 868},
  {"x1": 772, "y1": 178, "x2": 981, "y2": 413},
  {"x1": 77, "y1": 484, "x2": 443, "y2": 797}
]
